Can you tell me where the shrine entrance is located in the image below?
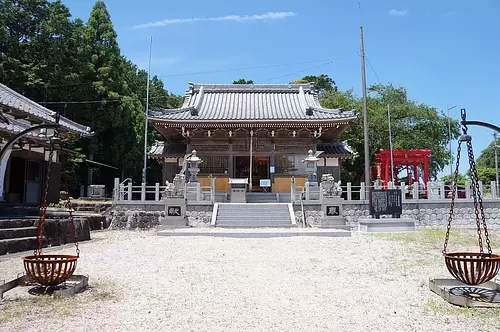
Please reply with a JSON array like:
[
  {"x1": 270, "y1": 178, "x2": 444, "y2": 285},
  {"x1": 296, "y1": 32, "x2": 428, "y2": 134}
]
[{"x1": 234, "y1": 156, "x2": 270, "y2": 192}]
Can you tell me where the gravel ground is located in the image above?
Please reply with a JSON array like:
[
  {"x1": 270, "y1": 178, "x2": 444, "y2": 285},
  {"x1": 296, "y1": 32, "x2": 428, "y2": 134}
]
[{"x1": 1, "y1": 229, "x2": 499, "y2": 332}]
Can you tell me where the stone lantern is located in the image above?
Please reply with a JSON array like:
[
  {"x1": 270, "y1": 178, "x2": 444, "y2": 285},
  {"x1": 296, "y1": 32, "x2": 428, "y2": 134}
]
[
  {"x1": 303, "y1": 149, "x2": 322, "y2": 185},
  {"x1": 186, "y1": 150, "x2": 202, "y2": 183}
]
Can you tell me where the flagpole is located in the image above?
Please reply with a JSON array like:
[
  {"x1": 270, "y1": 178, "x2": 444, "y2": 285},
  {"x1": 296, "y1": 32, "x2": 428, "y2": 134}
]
[
  {"x1": 359, "y1": 5, "x2": 371, "y2": 194},
  {"x1": 387, "y1": 104, "x2": 394, "y2": 182},
  {"x1": 142, "y1": 35, "x2": 153, "y2": 185}
]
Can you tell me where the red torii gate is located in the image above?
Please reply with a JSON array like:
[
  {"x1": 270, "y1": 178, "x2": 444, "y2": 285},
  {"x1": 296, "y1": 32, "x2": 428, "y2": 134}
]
[{"x1": 374, "y1": 149, "x2": 432, "y2": 187}]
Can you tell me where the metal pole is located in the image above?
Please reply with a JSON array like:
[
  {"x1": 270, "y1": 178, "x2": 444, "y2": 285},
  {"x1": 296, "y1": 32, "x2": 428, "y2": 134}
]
[
  {"x1": 360, "y1": 23, "x2": 370, "y2": 191},
  {"x1": 447, "y1": 105, "x2": 456, "y2": 181},
  {"x1": 494, "y1": 132, "x2": 499, "y2": 195},
  {"x1": 387, "y1": 104, "x2": 394, "y2": 182},
  {"x1": 249, "y1": 130, "x2": 253, "y2": 191},
  {"x1": 142, "y1": 35, "x2": 153, "y2": 185}
]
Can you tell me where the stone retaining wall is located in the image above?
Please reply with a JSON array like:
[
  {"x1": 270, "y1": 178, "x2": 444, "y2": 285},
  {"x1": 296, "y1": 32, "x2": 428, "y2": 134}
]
[
  {"x1": 186, "y1": 211, "x2": 212, "y2": 227},
  {"x1": 107, "y1": 209, "x2": 165, "y2": 229},
  {"x1": 294, "y1": 200, "x2": 500, "y2": 227}
]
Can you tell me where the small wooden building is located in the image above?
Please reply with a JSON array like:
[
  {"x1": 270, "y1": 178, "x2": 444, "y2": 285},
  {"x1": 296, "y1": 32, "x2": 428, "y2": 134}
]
[
  {"x1": 0, "y1": 83, "x2": 92, "y2": 204},
  {"x1": 150, "y1": 83, "x2": 357, "y2": 193}
]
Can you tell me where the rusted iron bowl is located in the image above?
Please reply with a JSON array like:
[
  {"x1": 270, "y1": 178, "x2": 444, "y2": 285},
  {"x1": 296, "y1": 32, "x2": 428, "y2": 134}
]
[
  {"x1": 444, "y1": 252, "x2": 500, "y2": 285},
  {"x1": 22, "y1": 254, "x2": 78, "y2": 286}
]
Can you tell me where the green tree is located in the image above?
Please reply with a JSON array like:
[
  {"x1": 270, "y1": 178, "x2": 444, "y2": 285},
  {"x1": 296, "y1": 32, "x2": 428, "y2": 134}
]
[
  {"x1": 440, "y1": 174, "x2": 468, "y2": 185},
  {"x1": 320, "y1": 83, "x2": 460, "y2": 183},
  {"x1": 477, "y1": 138, "x2": 500, "y2": 169},
  {"x1": 289, "y1": 74, "x2": 336, "y2": 93},
  {"x1": 83, "y1": 1, "x2": 145, "y2": 181},
  {"x1": 233, "y1": 79, "x2": 254, "y2": 84}
]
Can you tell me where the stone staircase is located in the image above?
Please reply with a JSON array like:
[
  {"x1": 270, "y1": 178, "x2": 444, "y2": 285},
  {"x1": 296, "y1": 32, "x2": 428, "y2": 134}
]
[
  {"x1": 215, "y1": 203, "x2": 294, "y2": 227},
  {"x1": 0, "y1": 219, "x2": 40, "y2": 255},
  {"x1": 245, "y1": 192, "x2": 278, "y2": 203}
]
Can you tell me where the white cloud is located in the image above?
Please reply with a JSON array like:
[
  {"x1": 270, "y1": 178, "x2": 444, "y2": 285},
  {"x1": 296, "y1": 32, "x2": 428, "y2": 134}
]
[
  {"x1": 133, "y1": 11, "x2": 296, "y2": 29},
  {"x1": 389, "y1": 9, "x2": 408, "y2": 16}
]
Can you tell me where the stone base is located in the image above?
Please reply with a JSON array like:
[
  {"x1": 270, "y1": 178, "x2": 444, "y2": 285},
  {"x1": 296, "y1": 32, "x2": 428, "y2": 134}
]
[
  {"x1": 358, "y1": 218, "x2": 416, "y2": 232},
  {"x1": 429, "y1": 278, "x2": 500, "y2": 308},
  {"x1": 319, "y1": 216, "x2": 350, "y2": 230},
  {"x1": 157, "y1": 228, "x2": 351, "y2": 238}
]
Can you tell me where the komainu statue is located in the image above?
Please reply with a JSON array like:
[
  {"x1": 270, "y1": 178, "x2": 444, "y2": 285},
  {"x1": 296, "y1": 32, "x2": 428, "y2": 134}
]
[
  {"x1": 321, "y1": 174, "x2": 342, "y2": 197},
  {"x1": 163, "y1": 174, "x2": 186, "y2": 199}
]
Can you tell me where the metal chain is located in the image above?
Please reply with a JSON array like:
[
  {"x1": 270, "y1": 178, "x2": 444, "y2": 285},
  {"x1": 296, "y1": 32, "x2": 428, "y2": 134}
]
[
  {"x1": 443, "y1": 109, "x2": 493, "y2": 256},
  {"x1": 62, "y1": 165, "x2": 80, "y2": 257},
  {"x1": 35, "y1": 147, "x2": 54, "y2": 256},
  {"x1": 443, "y1": 140, "x2": 462, "y2": 255},
  {"x1": 466, "y1": 139, "x2": 492, "y2": 254}
]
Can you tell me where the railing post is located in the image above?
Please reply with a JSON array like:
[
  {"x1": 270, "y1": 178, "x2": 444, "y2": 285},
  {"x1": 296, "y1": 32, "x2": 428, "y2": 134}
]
[
  {"x1": 113, "y1": 178, "x2": 119, "y2": 202},
  {"x1": 412, "y1": 184, "x2": 419, "y2": 200},
  {"x1": 360, "y1": 182, "x2": 366, "y2": 200},
  {"x1": 347, "y1": 182, "x2": 352, "y2": 201},
  {"x1": 141, "y1": 182, "x2": 146, "y2": 201},
  {"x1": 478, "y1": 181, "x2": 483, "y2": 197},
  {"x1": 400, "y1": 182, "x2": 406, "y2": 202},
  {"x1": 440, "y1": 182, "x2": 445, "y2": 199},
  {"x1": 465, "y1": 181, "x2": 471, "y2": 199},
  {"x1": 290, "y1": 178, "x2": 296, "y2": 203},
  {"x1": 127, "y1": 182, "x2": 132, "y2": 201},
  {"x1": 492, "y1": 181, "x2": 497, "y2": 199},
  {"x1": 305, "y1": 184, "x2": 310, "y2": 201},
  {"x1": 155, "y1": 183, "x2": 160, "y2": 201}
]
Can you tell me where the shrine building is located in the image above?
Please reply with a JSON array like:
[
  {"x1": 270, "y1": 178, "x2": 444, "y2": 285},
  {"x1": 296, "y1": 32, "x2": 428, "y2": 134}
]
[{"x1": 149, "y1": 82, "x2": 357, "y2": 193}]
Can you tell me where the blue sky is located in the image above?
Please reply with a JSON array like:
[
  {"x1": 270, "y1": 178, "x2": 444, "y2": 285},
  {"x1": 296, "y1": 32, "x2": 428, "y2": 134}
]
[{"x1": 63, "y1": 0, "x2": 500, "y2": 177}]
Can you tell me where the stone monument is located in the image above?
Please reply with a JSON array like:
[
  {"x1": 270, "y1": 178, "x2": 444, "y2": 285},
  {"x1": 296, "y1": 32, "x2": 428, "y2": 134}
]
[{"x1": 358, "y1": 188, "x2": 416, "y2": 232}]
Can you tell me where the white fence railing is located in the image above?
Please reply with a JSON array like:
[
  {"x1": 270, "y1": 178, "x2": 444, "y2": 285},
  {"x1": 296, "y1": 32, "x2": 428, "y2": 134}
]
[
  {"x1": 113, "y1": 178, "x2": 500, "y2": 204},
  {"x1": 113, "y1": 178, "x2": 216, "y2": 203},
  {"x1": 291, "y1": 181, "x2": 500, "y2": 202}
]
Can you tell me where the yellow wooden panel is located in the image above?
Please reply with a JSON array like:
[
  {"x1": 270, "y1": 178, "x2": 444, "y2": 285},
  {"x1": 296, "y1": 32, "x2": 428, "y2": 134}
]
[
  {"x1": 198, "y1": 176, "x2": 229, "y2": 193},
  {"x1": 215, "y1": 177, "x2": 230, "y2": 193},
  {"x1": 271, "y1": 176, "x2": 307, "y2": 192}
]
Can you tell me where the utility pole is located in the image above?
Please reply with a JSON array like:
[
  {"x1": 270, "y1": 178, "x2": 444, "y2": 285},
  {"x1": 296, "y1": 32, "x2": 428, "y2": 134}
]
[
  {"x1": 359, "y1": 6, "x2": 370, "y2": 193},
  {"x1": 494, "y1": 132, "x2": 499, "y2": 195},
  {"x1": 142, "y1": 35, "x2": 153, "y2": 185}
]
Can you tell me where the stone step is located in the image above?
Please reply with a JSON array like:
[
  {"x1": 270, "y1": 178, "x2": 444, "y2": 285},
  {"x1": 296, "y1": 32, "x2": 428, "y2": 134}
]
[
  {"x1": 0, "y1": 236, "x2": 43, "y2": 255},
  {"x1": 0, "y1": 227, "x2": 37, "y2": 240},
  {"x1": 0, "y1": 219, "x2": 37, "y2": 229},
  {"x1": 317, "y1": 225, "x2": 352, "y2": 231},
  {"x1": 215, "y1": 224, "x2": 295, "y2": 228},
  {"x1": 215, "y1": 203, "x2": 293, "y2": 227},
  {"x1": 216, "y1": 217, "x2": 291, "y2": 221}
]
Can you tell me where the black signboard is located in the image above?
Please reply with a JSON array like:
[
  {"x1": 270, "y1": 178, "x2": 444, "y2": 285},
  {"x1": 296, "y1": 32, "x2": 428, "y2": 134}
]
[
  {"x1": 369, "y1": 189, "x2": 402, "y2": 218},
  {"x1": 167, "y1": 206, "x2": 182, "y2": 216},
  {"x1": 326, "y1": 206, "x2": 340, "y2": 216}
]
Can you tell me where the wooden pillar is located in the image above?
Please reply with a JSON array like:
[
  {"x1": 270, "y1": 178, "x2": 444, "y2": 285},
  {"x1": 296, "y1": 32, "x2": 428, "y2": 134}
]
[
  {"x1": 423, "y1": 155, "x2": 429, "y2": 198},
  {"x1": 161, "y1": 161, "x2": 168, "y2": 185},
  {"x1": 228, "y1": 141, "x2": 234, "y2": 178}
]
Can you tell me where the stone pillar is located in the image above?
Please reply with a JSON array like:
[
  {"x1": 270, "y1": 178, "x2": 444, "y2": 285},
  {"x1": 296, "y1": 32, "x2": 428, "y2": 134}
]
[{"x1": 0, "y1": 146, "x2": 12, "y2": 201}]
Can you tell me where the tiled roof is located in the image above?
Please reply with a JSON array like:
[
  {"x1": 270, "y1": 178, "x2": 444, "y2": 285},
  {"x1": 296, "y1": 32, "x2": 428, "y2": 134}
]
[
  {"x1": 151, "y1": 83, "x2": 357, "y2": 122},
  {"x1": 149, "y1": 140, "x2": 186, "y2": 158},
  {"x1": 0, "y1": 83, "x2": 92, "y2": 136},
  {"x1": 0, "y1": 115, "x2": 47, "y2": 138},
  {"x1": 148, "y1": 140, "x2": 355, "y2": 158},
  {"x1": 317, "y1": 141, "x2": 356, "y2": 157}
]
